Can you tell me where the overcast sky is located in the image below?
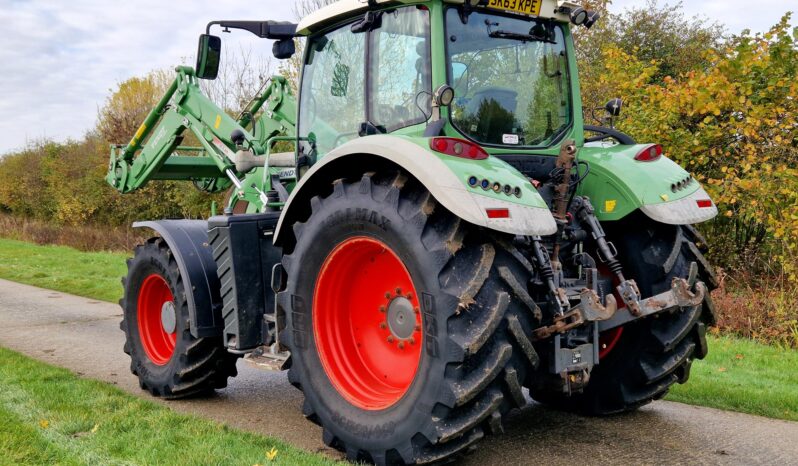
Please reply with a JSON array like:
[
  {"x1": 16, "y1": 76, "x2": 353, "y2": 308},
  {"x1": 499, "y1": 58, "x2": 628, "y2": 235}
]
[{"x1": 0, "y1": 0, "x2": 791, "y2": 155}]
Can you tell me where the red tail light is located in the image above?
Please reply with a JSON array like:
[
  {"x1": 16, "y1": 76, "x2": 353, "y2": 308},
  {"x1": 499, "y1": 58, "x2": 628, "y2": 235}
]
[
  {"x1": 696, "y1": 199, "x2": 713, "y2": 208},
  {"x1": 486, "y1": 208, "x2": 510, "y2": 219},
  {"x1": 634, "y1": 144, "x2": 663, "y2": 162},
  {"x1": 429, "y1": 138, "x2": 488, "y2": 160}
]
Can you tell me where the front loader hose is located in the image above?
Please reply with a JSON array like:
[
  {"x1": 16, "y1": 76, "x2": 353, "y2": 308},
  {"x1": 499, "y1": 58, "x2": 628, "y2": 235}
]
[{"x1": 574, "y1": 197, "x2": 624, "y2": 280}]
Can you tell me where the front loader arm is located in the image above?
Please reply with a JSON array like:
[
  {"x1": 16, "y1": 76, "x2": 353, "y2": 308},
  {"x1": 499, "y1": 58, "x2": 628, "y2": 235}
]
[{"x1": 106, "y1": 66, "x2": 296, "y2": 195}]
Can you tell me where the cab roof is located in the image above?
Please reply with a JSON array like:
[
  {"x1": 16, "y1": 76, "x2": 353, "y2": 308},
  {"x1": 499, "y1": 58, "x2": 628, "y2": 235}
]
[{"x1": 296, "y1": 0, "x2": 574, "y2": 36}]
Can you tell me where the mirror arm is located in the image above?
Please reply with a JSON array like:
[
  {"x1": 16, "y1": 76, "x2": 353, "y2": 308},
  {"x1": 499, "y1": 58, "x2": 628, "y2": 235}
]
[{"x1": 205, "y1": 20, "x2": 297, "y2": 40}]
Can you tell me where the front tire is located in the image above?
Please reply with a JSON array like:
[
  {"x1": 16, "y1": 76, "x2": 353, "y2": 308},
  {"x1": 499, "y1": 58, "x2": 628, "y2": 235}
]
[
  {"x1": 279, "y1": 172, "x2": 542, "y2": 465},
  {"x1": 120, "y1": 237, "x2": 239, "y2": 399}
]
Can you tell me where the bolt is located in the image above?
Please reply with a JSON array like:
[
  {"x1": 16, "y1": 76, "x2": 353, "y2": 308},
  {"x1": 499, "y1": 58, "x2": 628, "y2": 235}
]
[
  {"x1": 379, "y1": 305, "x2": 386, "y2": 313},
  {"x1": 385, "y1": 292, "x2": 392, "y2": 299},
  {"x1": 409, "y1": 337, "x2": 416, "y2": 345},
  {"x1": 398, "y1": 341, "x2": 405, "y2": 350},
  {"x1": 414, "y1": 307, "x2": 420, "y2": 315},
  {"x1": 395, "y1": 287, "x2": 402, "y2": 295},
  {"x1": 406, "y1": 293, "x2": 413, "y2": 300},
  {"x1": 414, "y1": 324, "x2": 421, "y2": 332},
  {"x1": 380, "y1": 322, "x2": 387, "y2": 330},
  {"x1": 387, "y1": 336, "x2": 394, "y2": 343}
]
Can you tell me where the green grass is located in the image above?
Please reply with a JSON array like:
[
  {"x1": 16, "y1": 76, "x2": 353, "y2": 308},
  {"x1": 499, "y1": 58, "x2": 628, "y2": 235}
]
[
  {"x1": 0, "y1": 237, "x2": 795, "y2": 423},
  {"x1": 0, "y1": 238, "x2": 126, "y2": 303},
  {"x1": 667, "y1": 334, "x2": 798, "y2": 421},
  {"x1": 0, "y1": 346, "x2": 340, "y2": 466}
]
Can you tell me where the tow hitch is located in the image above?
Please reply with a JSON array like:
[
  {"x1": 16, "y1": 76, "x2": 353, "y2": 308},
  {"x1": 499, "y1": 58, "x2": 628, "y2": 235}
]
[{"x1": 600, "y1": 265, "x2": 707, "y2": 332}]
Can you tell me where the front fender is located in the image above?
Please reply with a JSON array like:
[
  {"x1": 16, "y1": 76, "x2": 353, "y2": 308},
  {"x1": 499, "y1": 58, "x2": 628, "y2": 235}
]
[
  {"x1": 577, "y1": 144, "x2": 718, "y2": 224},
  {"x1": 273, "y1": 135, "x2": 556, "y2": 244},
  {"x1": 133, "y1": 220, "x2": 222, "y2": 338}
]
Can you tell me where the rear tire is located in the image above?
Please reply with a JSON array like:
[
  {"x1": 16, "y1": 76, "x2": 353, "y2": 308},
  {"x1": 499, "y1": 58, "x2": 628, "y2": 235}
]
[
  {"x1": 120, "y1": 237, "x2": 238, "y2": 399},
  {"x1": 279, "y1": 171, "x2": 543, "y2": 465},
  {"x1": 531, "y1": 215, "x2": 716, "y2": 414}
]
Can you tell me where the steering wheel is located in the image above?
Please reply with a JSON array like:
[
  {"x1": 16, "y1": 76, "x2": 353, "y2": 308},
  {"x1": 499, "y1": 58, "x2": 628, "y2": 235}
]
[
  {"x1": 333, "y1": 130, "x2": 361, "y2": 148},
  {"x1": 584, "y1": 125, "x2": 636, "y2": 145}
]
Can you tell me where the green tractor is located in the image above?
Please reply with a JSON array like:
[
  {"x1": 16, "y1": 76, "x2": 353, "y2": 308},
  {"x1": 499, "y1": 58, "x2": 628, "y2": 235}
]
[{"x1": 108, "y1": 0, "x2": 718, "y2": 463}]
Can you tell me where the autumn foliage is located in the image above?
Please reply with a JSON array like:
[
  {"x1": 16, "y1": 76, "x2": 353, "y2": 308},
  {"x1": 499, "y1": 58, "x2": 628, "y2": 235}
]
[{"x1": 587, "y1": 14, "x2": 798, "y2": 281}]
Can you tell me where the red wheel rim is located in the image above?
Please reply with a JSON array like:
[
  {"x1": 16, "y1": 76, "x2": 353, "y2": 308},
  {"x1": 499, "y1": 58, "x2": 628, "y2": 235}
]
[
  {"x1": 313, "y1": 237, "x2": 422, "y2": 411},
  {"x1": 137, "y1": 274, "x2": 177, "y2": 366},
  {"x1": 599, "y1": 327, "x2": 623, "y2": 359}
]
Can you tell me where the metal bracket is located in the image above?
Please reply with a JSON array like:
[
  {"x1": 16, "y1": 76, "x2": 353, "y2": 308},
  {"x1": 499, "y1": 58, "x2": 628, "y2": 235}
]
[
  {"x1": 599, "y1": 275, "x2": 707, "y2": 332},
  {"x1": 243, "y1": 344, "x2": 291, "y2": 371},
  {"x1": 532, "y1": 288, "x2": 617, "y2": 340},
  {"x1": 617, "y1": 279, "x2": 642, "y2": 316}
]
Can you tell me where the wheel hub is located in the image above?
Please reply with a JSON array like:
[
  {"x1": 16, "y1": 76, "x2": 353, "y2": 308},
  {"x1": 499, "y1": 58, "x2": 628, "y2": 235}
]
[
  {"x1": 161, "y1": 301, "x2": 176, "y2": 334},
  {"x1": 313, "y1": 236, "x2": 423, "y2": 410},
  {"x1": 137, "y1": 273, "x2": 177, "y2": 366},
  {"x1": 386, "y1": 296, "x2": 415, "y2": 340}
]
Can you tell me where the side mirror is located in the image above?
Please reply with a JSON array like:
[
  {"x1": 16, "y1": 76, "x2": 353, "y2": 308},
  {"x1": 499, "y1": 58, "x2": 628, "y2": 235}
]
[
  {"x1": 273, "y1": 39, "x2": 295, "y2": 60},
  {"x1": 196, "y1": 34, "x2": 221, "y2": 80},
  {"x1": 605, "y1": 98, "x2": 623, "y2": 117}
]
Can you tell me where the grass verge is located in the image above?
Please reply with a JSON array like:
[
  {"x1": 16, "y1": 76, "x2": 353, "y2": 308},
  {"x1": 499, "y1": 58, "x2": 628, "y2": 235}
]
[
  {"x1": 0, "y1": 346, "x2": 339, "y2": 466},
  {"x1": 0, "y1": 238, "x2": 126, "y2": 303},
  {"x1": 0, "y1": 237, "x2": 795, "y2": 422},
  {"x1": 666, "y1": 334, "x2": 798, "y2": 421}
]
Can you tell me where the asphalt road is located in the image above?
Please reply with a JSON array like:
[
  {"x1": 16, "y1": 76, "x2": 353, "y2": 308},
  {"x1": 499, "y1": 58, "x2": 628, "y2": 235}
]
[{"x1": 0, "y1": 278, "x2": 796, "y2": 465}]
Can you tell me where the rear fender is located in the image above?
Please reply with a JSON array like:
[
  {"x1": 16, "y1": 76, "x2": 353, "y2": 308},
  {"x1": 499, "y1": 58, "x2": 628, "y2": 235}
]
[
  {"x1": 273, "y1": 135, "x2": 557, "y2": 244},
  {"x1": 133, "y1": 220, "x2": 222, "y2": 338},
  {"x1": 577, "y1": 144, "x2": 718, "y2": 224}
]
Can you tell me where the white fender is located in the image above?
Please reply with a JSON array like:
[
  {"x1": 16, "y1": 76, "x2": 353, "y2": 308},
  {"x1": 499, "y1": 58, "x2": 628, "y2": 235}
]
[{"x1": 273, "y1": 135, "x2": 557, "y2": 244}]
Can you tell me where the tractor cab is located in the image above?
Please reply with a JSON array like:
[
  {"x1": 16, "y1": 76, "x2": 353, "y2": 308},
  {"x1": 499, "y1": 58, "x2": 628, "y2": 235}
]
[{"x1": 294, "y1": 0, "x2": 596, "y2": 158}]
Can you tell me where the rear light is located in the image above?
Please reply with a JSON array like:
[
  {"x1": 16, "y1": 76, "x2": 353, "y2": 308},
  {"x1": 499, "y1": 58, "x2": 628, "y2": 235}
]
[
  {"x1": 634, "y1": 144, "x2": 663, "y2": 162},
  {"x1": 429, "y1": 138, "x2": 488, "y2": 160},
  {"x1": 486, "y1": 208, "x2": 510, "y2": 219},
  {"x1": 696, "y1": 199, "x2": 713, "y2": 208}
]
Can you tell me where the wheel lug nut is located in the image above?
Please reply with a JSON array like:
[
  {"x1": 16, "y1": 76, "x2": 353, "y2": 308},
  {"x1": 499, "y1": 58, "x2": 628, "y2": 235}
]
[
  {"x1": 379, "y1": 305, "x2": 386, "y2": 313},
  {"x1": 385, "y1": 292, "x2": 391, "y2": 299},
  {"x1": 406, "y1": 293, "x2": 413, "y2": 300},
  {"x1": 414, "y1": 324, "x2": 421, "y2": 332},
  {"x1": 380, "y1": 322, "x2": 387, "y2": 329},
  {"x1": 395, "y1": 287, "x2": 402, "y2": 295},
  {"x1": 387, "y1": 336, "x2": 394, "y2": 343},
  {"x1": 398, "y1": 341, "x2": 405, "y2": 350},
  {"x1": 409, "y1": 337, "x2": 416, "y2": 345},
  {"x1": 414, "y1": 307, "x2": 420, "y2": 314}
]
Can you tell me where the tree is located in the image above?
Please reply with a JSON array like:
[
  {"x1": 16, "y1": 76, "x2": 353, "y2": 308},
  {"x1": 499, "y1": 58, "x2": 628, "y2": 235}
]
[
  {"x1": 577, "y1": 1, "x2": 725, "y2": 116},
  {"x1": 598, "y1": 14, "x2": 797, "y2": 278}
]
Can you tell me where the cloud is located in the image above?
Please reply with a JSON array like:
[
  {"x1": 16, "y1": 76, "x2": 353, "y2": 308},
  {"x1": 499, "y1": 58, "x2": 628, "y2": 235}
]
[{"x1": 0, "y1": 0, "x2": 295, "y2": 154}]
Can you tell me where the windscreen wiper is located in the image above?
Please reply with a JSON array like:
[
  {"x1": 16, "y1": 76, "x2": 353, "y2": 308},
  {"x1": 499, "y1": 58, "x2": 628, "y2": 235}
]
[{"x1": 486, "y1": 20, "x2": 555, "y2": 44}]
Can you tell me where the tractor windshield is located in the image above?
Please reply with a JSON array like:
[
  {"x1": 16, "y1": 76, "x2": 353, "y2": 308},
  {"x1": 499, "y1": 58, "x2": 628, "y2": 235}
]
[{"x1": 446, "y1": 9, "x2": 572, "y2": 148}]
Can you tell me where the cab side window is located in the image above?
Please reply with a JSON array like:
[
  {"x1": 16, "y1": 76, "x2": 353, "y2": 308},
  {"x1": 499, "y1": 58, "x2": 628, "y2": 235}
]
[
  {"x1": 369, "y1": 7, "x2": 432, "y2": 132},
  {"x1": 298, "y1": 26, "x2": 366, "y2": 155}
]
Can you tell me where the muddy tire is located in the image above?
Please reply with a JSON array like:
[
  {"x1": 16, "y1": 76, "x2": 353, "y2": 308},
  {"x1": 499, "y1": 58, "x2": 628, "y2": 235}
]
[
  {"x1": 279, "y1": 171, "x2": 543, "y2": 465},
  {"x1": 531, "y1": 214, "x2": 717, "y2": 414},
  {"x1": 120, "y1": 237, "x2": 239, "y2": 399}
]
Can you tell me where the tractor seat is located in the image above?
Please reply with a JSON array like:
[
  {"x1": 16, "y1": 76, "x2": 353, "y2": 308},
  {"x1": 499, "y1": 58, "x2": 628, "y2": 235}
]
[{"x1": 269, "y1": 152, "x2": 295, "y2": 167}]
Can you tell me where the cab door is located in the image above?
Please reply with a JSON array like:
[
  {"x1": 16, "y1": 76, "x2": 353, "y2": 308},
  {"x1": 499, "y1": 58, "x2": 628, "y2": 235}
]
[{"x1": 297, "y1": 6, "x2": 432, "y2": 160}]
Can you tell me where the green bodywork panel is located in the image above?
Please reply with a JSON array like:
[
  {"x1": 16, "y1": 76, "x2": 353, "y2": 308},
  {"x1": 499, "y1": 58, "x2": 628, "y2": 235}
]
[
  {"x1": 576, "y1": 144, "x2": 697, "y2": 221},
  {"x1": 404, "y1": 137, "x2": 547, "y2": 209}
]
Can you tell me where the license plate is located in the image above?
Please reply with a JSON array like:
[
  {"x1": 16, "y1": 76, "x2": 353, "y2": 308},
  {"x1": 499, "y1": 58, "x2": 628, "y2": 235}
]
[{"x1": 486, "y1": 0, "x2": 543, "y2": 17}]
